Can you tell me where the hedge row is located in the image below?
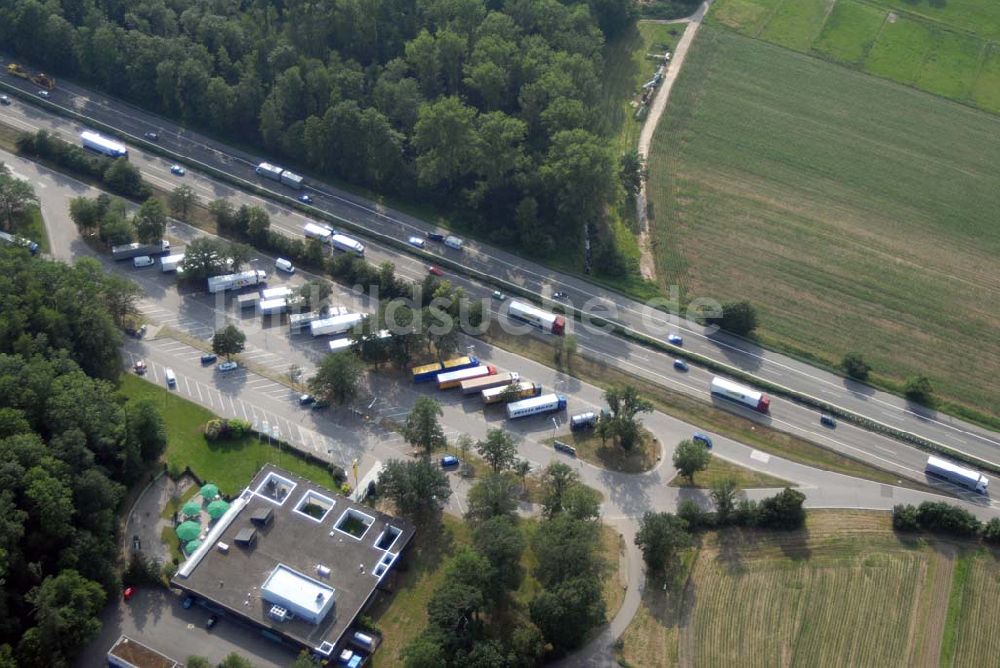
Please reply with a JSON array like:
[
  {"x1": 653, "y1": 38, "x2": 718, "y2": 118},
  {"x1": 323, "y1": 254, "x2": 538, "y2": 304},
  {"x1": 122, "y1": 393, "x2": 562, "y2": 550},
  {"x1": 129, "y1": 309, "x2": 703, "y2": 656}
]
[{"x1": 893, "y1": 501, "x2": 1000, "y2": 543}]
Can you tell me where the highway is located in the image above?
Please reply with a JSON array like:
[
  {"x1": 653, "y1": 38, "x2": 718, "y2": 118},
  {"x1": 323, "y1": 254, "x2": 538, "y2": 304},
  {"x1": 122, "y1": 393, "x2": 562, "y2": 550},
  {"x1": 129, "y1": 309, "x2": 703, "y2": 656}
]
[{"x1": 2, "y1": 59, "x2": 996, "y2": 463}]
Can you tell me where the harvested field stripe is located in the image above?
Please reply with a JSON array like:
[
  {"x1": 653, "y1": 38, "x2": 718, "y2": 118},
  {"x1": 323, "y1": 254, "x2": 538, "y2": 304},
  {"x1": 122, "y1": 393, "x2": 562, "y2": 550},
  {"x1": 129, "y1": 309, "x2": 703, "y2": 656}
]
[{"x1": 938, "y1": 550, "x2": 973, "y2": 667}]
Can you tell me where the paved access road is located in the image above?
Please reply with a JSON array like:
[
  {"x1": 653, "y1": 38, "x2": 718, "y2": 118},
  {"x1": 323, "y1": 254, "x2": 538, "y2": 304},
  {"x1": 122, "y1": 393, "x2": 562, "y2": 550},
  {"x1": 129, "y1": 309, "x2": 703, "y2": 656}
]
[{"x1": 0, "y1": 60, "x2": 995, "y2": 465}]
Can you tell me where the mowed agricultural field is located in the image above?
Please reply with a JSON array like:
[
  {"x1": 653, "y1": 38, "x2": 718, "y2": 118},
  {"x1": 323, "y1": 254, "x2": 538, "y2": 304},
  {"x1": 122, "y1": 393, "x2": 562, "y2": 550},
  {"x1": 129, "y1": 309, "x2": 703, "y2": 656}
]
[
  {"x1": 709, "y1": 0, "x2": 1000, "y2": 114},
  {"x1": 646, "y1": 27, "x2": 1000, "y2": 416},
  {"x1": 617, "y1": 511, "x2": 1000, "y2": 666}
]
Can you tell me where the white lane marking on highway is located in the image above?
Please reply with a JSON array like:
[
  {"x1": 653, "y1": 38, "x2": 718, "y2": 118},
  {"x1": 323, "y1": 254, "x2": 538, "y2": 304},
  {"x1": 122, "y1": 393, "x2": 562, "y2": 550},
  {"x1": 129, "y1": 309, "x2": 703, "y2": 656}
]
[{"x1": 750, "y1": 450, "x2": 770, "y2": 464}]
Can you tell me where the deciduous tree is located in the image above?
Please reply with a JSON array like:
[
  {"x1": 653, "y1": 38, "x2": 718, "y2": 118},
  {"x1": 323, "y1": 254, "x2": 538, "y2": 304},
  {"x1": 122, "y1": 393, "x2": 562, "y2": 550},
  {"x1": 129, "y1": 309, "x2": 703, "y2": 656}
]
[
  {"x1": 635, "y1": 511, "x2": 689, "y2": 576},
  {"x1": 402, "y1": 396, "x2": 447, "y2": 456},
  {"x1": 212, "y1": 325, "x2": 246, "y2": 361},
  {"x1": 475, "y1": 428, "x2": 518, "y2": 473},
  {"x1": 673, "y1": 439, "x2": 710, "y2": 483},
  {"x1": 309, "y1": 351, "x2": 364, "y2": 406}
]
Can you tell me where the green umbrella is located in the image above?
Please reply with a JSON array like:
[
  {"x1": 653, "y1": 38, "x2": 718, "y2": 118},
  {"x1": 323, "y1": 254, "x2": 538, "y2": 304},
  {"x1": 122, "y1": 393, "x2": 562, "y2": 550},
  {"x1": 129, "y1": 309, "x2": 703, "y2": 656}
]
[
  {"x1": 184, "y1": 539, "x2": 203, "y2": 554},
  {"x1": 176, "y1": 521, "x2": 201, "y2": 542},
  {"x1": 207, "y1": 499, "x2": 230, "y2": 519},
  {"x1": 200, "y1": 483, "x2": 219, "y2": 500},
  {"x1": 182, "y1": 501, "x2": 202, "y2": 517}
]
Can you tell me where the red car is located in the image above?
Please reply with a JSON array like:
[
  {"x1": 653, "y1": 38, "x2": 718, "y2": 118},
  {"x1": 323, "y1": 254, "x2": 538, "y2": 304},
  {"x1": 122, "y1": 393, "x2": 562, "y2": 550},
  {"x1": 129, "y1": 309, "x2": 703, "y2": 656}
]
[
  {"x1": 123, "y1": 586, "x2": 136, "y2": 601},
  {"x1": 427, "y1": 265, "x2": 443, "y2": 277}
]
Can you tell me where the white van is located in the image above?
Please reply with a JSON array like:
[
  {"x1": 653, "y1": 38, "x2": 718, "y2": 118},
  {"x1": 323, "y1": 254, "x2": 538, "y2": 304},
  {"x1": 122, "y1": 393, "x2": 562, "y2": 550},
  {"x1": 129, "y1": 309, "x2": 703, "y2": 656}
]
[
  {"x1": 444, "y1": 235, "x2": 463, "y2": 250},
  {"x1": 133, "y1": 255, "x2": 155, "y2": 268},
  {"x1": 164, "y1": 368, "x2": 177, "y2": 387},
  {"x1": 275, "y1": 258, "x2": 295, "y2": 273}
]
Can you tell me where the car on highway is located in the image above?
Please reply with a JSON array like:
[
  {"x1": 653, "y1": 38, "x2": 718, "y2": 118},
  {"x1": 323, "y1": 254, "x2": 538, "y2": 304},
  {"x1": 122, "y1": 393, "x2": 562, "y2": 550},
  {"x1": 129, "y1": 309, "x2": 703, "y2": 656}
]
[
  {"x1": 427, "y1": 265, "x2": 444, "y2": 277},
  {"x1": 299, "y1": 194, "x2": 313, "y2": 204},
  {"x1": 408, "y1": 236, "x2": 426, "y2": 249},
  {"x1": 182, "y1": 596, "x2": 195, "y2": 609},
  {"x1": 673, "y1": 359, "x2": 689, "y2": 372},
  {"x1": 692, "y1": 432, "x2": 713, "y2": 448},
  {"x1": 132, "y1": 255, "x2": 154, "y2": 268},
  {"x1": 820, "y1": 414, "x2": 837, "y2": 428},
  {"x1": 133, "y1": 360, "x2": 147, "y2": 375},
  {"x1": 275, "y1": 257, "x2": 294, "y2": 273},
  {"x1": 164, "y1": 368, "x2": 177, "y2": 387},
  {"x1": 440, "y1": 455, "x2": 460, "y2": 469},
  {"x1": 667, "y1": 333, "x2": 683, "y2": 346},
  {"x1": 37, "y1": 90, "x2": 49, "y2": 98},
  {"x1": 123, "y1": 586, "x2": 136, "y2": 601},
  {"x1": 200, "y1": 353, "x2": 218, "y2": 365},
  {"x1": 0, "y1": 95, "x2": 10, "y2": 105},
  {"x1": 206, "y1": 614, "x2": 218, "y2": 630},
  {"x1": 144, "y1": 131, "x2": 159, "y2": 141},
  {"x1": 299, "y1": 394, "x2": 316, "y2": 406},
  {"x1": 492, "y1": 290, "x2": 506, "y2": 301},
  {"x1": 552, "y1": 291, "x2": 568, "y2": 300},
  {"x1": 426, "y1": 232, "x2": 445, "y2": 242},
  {"x1": 170, "y1": 164, "x2": 186, "y2": 176},
  {"x1": 217, "y1": 361, "x2": 238, "y2": 372}
]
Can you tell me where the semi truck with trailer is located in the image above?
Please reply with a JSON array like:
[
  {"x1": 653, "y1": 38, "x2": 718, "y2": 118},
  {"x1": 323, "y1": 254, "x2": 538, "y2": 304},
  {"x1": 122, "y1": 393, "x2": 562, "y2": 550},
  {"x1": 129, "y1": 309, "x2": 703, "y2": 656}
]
[
  {"x1": 482, "y1": 381, "x2": 542, "y2": 405},
  {"x1": 160, "y1": 253, "x2": 184, "y2": 272},
  {"x1": 507, "y1": 301, "x2": 566, "y2": 335},
  {"x1": 254, "y1": 162, "x2": 304, "y2": 189},
  {"x1": 259, "y1": 298, "x2": 288, "y2": 317},
  {"x1": 437, "y1": 365, "x2": 497, "y2": 391},
  {"x1": 81, "y1": 131, "x2": 128, "y2": 158},
  {"x1": 304, "y1": 222, "x2": 334, "y2": 243},
  {"x1": 260, "y1": 286, "x2": 293, "y2": 301},
  {"x1": 461, "y1": 372, "x2": 519, "y2": 396},
  {"x1": 309, "y1": 313, "x2": 364, "y2": 337},
  {"x1": 709, "y1": 377, "x2": 770, "y2": 413},
  {"x1": 506, "y1": 393, "x2": 567, "y2": 420},
  {"x1": 330, "y1": 233, "x2": 365, "y2": 257},
  {"x1": 111, "y1": 240, "x2": 170, "y2": 261},
  {"x1": 412, "y1": 356, "x2": 479, "y2": 383},
  {"x1": 206, "y1": 270, "x2": 268, "y2": 294},
  {"x1": 288, "y1": 311, "x2": 321, "y2": 333},
  {"x1": 925, "y1": 456, "x2": 989, "y2": 494}
]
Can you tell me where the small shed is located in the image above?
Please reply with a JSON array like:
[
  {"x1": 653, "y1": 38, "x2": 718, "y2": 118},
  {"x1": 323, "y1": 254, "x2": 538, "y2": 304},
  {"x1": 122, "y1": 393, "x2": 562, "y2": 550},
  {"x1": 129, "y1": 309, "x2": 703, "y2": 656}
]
[
  {"x1": 251, "y1": 506, "x2": 274, "y2": 527},
  {"x1": 235, "y1": 527, "x2": 258, "y2": 548}
]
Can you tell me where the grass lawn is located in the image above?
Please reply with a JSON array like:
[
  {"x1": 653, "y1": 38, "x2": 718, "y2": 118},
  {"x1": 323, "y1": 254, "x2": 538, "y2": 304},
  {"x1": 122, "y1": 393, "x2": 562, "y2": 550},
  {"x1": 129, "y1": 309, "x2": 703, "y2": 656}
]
[
  {"x1": 485, "y1": 323, "x2": 928, "y2": 490},
  {"x1": 647, "y1": 26, "x2": 1000, "y2": 420},
  {"x1": 120, "y1": 374, "x2": 338, "y2": 495},
  {"x1": 616, "y1": 510, "x2": 1000, "y2": 666},
  {"x1": 545, "y1": 428, "x2": 660, "y2": 474},
  {"x1": 669, "y1": 455, "x2": 790, "y2": 488},
  {"x1": 863, "y1": 14, "x2": 935, "y2": 83},
  {"x1": 369, "y1": 515, "x2": 624, "y2": 667}
]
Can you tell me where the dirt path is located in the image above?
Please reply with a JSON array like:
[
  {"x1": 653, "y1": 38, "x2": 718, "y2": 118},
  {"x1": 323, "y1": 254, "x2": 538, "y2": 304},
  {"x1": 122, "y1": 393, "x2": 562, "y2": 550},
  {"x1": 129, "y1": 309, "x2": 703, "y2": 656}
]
[{"x1": 635, "y1": 1, "x2": 713, "y2": 281}]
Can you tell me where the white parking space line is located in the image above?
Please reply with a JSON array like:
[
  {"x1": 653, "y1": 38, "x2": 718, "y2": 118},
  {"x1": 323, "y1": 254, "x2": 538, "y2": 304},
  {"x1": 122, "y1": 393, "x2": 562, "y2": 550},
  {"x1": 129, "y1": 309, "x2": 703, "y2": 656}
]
[
  {"x1": 183, "y1": 377, "x2": 192, "y2": 394},
  {"x1": 228, "y1": 396, "x2": 236, "y2": 413},
  {"x1": 240, "y1": 402, "x2": 249, "y2": 419}
]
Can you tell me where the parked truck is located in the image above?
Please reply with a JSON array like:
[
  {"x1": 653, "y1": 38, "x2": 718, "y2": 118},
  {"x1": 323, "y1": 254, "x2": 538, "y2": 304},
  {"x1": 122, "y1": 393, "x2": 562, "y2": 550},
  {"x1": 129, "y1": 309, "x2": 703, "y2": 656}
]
[
  {"x1": 112, "y1": 240, "x2": 169, "y2": 261},
  {"x1": 925, "y1": 456, "x2": 989, "y2": 494},
  {"x1": 160, "y1": 253, "x2": 184, "y2": 272},
  {"x1": 237, "y1": 292, "x2": 261, "y2": 310},
  {"x1": 412, "y1": 356, "x2": 479, "y2": 383},
  {"x1": 709, "y1": 377, "x2": 770, "y2": 413},
  {"x1": 288, "y1": 311, "x2": 321, "y2": 333},
  {"x1": 207, "y1": 270, "x2": 267, "y2": 294},
  {"x1": 507, "y1": 300, "x2": 565, "y2": 335},
  {"x1": 438, "y1": 365, "x2": 496, "y2": 391},
  {"x1": 260, "y1": 286, "x2": 293, "y2": 301},
  {"x1": 255, "y1": 162, "x2": 303, "y2": 190},
  {"x1": 482, "y1": 381, "x2": 542, "y2": 405},
  {"x1": 259, "y1": 297, "x2": 288, "y2": 317},
  {"x1": 460, "y1": 372, "x2": 519, "y2": 396},
  {"x1": 81, "y1": 131, "x2": 128, "y2": 158},
  {"x1": 506, "y1": 393, "x2": 567, "y2": 420},
  {"x1": 309, "y1": 312, "x2": 364, "y2": 337}
]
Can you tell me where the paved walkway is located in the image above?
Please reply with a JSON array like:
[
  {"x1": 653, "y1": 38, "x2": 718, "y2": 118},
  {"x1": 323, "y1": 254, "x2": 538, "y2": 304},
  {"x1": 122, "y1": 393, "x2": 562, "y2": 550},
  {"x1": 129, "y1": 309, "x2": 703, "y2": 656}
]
[{"x1": 635, "y1": 1, "x2": 713, "y2": 279}]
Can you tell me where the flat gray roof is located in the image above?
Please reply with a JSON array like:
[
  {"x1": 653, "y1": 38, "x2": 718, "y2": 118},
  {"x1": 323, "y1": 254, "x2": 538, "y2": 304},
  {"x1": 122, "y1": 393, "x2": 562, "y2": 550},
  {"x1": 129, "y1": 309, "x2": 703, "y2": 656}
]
[{"x1": 172, "y1": 465, "x2": 414, "y2": 654}]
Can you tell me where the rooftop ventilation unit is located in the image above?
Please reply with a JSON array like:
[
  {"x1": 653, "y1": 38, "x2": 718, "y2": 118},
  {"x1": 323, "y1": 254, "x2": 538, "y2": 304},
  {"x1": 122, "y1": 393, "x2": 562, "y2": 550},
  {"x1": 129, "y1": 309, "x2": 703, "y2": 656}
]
[{"x1": 268, "y1": 605, "x2": 290, "y2": 622}]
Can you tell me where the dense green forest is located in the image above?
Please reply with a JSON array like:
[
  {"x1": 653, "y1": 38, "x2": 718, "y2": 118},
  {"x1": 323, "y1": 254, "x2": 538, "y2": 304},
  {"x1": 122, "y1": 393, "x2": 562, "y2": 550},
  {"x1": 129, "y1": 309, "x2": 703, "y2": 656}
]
[
  {"x1": 0, "y1": 0, "x2": 638, "y2": 267},
  {"x1": 0, "y1": 248, "x2": 166, "y2": 667}
]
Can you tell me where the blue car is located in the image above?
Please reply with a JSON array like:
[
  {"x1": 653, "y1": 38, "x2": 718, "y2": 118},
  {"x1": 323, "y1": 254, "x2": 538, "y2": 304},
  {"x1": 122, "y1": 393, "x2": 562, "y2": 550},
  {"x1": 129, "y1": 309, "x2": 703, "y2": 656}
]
[
  {"x1": 820, "y1": 414, "x2": 837, "y2": 428},
  {"x1": 182, "y1": 596, "x2": 195, "y2": 609},
  {"x1": 667, "y1": 333, "x2": 683, "y2": 346},
  {"x1": 673, "y1": 359, "x2": 688, "y2": 372},
  {"x1": 440, "y1": 455, "x2": 460, "y2": 469},
  {"x1": 200, "y1": 353, "x2": 217, "y2": 365},
  {"x1": 692, "y1": 432, "x2": 713, "y2": 448}
]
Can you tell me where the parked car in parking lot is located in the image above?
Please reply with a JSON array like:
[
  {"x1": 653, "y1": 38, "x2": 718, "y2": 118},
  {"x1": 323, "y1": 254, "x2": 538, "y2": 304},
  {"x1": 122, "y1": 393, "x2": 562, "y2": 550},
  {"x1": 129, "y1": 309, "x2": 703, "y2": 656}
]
[
  {"x1": 133, "y1": 360, "x2": 147, "y2": 375},
  {"x1": 667, "y1": 333, "x2": 683, "y2": 346},
  {"x1": 182, "y1": 596, "x2": 195, "y2": 609},
  {"x1": 206, "y1": 614, "x2": 218, "y2": 630},
  {"x1": 440, "y1": 455, "x2": 460, "y2": 468},
  {"x1": 170, "y1": 164, "x2": 186, "y2": 176},
  {"x1": 200, "y1": 353, "x2": 217, "y2": 365},
  {"x1": 311, "y1": 400, "x2": 330, "y2": 410},
  {"x1": 673, "y1": 359, "x2": 688, "y2": 372},
  {"x1": 299, "y1": 394, "x2": 316, "y2": 406},
  {"x1": 692, "y1": 432, "x2": 713, "y2": 448},
  {"x1": 217, "y1": 361, "x2": 238, "y2": 372},
  {"x1": 164, "y1": 368, "x2": 176, "y2": 387},
  {"x1": 133, "y1": 255, "x2": 154, "y2": 268},
  {"x1": 275, "y1": 257, "x2": 295, "y2": 273}
]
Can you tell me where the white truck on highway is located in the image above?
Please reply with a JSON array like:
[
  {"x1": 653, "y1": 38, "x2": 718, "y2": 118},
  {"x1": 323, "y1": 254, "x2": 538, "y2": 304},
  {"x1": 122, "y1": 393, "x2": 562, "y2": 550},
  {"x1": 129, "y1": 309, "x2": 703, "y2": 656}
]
[
  {"x1": 304, "y1": 222, "x2": 334, "y2": 243},
  {"x1": 81, "y1": 130, "x2": 128, "y2": 158},
  {"x1": 207, "y1": 270, "x2": 267, "y2": 294},
  {"x1": 160, "y1": 253, "x2": 184, "y2": 272},
  {"x1": 710, "y1": 377, "x2": 770, "y2": 414},
  {"x1": 925, "y1": 456, "x2": 989, "y2": 494},
  {"x1": 331, "y1": 233, "x2": 365, "y2": 257},
  {"x1": 255, "y1": 162, "x2": 303, "y2": 190},
  {"x1": 112, "y1": 240, "x2": 170, "y2": 261}
]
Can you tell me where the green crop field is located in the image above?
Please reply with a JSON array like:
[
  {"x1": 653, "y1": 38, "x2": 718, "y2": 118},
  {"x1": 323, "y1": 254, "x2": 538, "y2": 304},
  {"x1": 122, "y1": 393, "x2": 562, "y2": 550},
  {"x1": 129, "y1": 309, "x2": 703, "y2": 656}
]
[
  {"x1": 646, "y1": 27, "x2": 1000, "y2": 417},
  {"x1": 617, "y1": 511, "x2": 1000, "y2": 666},
  {"x1": 709, "y1": 0, "x2": 1000, "y2": 114}
]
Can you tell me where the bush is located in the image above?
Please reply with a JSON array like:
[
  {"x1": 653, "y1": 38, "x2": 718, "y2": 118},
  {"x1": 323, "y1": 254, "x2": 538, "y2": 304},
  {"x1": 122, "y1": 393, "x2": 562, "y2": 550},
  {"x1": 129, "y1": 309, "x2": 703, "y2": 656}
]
[
  {"x1": 841, "y1": 352, "x2": 871, "y2": 381},
  {"x1": 983, "y1": 518, "x2": 1000, "y2": 544},
  {"x1": 677, "y1": 499, "x2": 712, "y2": 531},
  {"x1": 228, "y1": 418, "x2": 252, "y2": 438},
  {"x1": 756, "y1": 488, "x2": 806, "y2": 530},
  {"x1": 204, "y1": 419, "x2": 226, "y2": 441},
  {"x1": 891, "y1": 504, "x2": 920, "y2": 532},
  {"x1": 914, "y1": 501, "x2": 980, "y2": 537},
  {"x1": 732, "y1": 498, "x2": 759, "y2": 527},
  {"x1": 706, "y1": 300, "x2": 758, "y2": 336},
  {"x1": 904, "y1": 375, "x2": 934, "y2": 405}
]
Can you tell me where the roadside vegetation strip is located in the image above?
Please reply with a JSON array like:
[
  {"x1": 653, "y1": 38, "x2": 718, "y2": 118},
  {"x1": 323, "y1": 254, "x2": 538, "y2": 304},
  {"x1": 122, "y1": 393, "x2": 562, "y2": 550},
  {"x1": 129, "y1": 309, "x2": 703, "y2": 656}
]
[
  {"x1": 645, "y1": 25, "x2": 1000, "y2": 431},
  {"x1": 668, "y1": 455, "x2": 790, "y2": 489},
  {"x1": 544, "y1": 429, "x2": 661, "y2": 474}
]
